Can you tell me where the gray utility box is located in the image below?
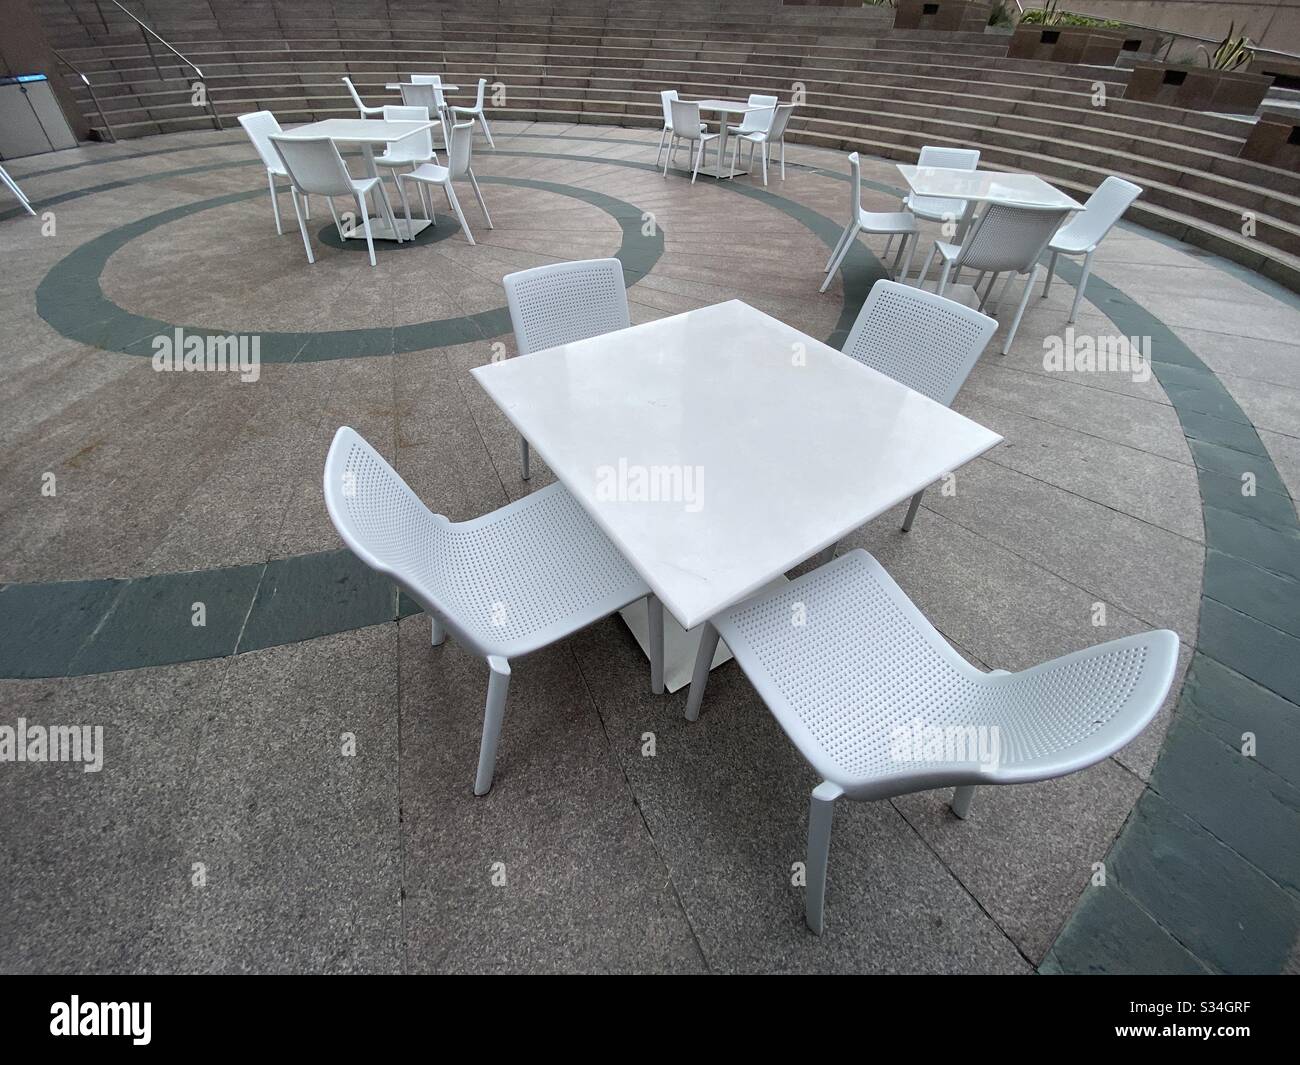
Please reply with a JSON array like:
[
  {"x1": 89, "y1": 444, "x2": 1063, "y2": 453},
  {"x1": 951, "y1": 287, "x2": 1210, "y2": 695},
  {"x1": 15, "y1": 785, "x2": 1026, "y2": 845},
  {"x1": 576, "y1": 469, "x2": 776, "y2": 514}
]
[{"x1": 0, "y1": 73, "x2": 77, "y2": 159}]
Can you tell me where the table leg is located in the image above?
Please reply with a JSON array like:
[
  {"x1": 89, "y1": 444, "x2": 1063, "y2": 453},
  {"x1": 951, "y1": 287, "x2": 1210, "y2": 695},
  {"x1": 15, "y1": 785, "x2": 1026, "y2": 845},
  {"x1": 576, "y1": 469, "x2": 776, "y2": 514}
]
[{"x1": 355, "y1": 140, "x2": 433, "y2": 243}]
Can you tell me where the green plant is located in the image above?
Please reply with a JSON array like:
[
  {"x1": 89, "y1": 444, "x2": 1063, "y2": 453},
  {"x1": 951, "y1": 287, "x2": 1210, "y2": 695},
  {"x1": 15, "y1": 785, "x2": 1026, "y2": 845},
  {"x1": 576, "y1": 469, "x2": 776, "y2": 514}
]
[
  {"x1": 1197, "y1": 23, "x2": 1255, "y2": 71},
  {"x1": 1020, "y1": 0, "x2": 1065, "y2": 26},
  {"x1": 987, "y1": 0, "x2": 1014, "y2": 27}
]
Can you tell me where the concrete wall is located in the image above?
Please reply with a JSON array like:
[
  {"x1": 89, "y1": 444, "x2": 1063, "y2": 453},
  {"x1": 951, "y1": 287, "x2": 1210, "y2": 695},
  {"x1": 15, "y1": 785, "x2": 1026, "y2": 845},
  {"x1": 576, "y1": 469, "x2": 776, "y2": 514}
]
[{"x1": 1053, "y1": 0, "x2": 1300, "y2": 55}]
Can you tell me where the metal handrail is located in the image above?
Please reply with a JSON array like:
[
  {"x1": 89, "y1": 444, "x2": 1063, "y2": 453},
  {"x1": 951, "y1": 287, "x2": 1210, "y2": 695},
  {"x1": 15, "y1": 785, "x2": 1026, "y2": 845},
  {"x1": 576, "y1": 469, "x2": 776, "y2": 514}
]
[
  {"x1": 99, "y1": 0, "x2": 223, "y2": 129},
  {"x1": 53, "y1": 48, "x2": 117, "y2": 142}
]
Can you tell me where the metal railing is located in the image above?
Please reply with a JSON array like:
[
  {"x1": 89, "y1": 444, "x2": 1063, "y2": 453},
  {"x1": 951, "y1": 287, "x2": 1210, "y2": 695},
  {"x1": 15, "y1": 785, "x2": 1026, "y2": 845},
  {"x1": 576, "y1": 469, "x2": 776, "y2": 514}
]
[
  {"x1": 53, "y1": 48, "x2": 117, "y2": 142},
  {"x1": 95, "y1": 0, "x2": 223, "y2": 129}
]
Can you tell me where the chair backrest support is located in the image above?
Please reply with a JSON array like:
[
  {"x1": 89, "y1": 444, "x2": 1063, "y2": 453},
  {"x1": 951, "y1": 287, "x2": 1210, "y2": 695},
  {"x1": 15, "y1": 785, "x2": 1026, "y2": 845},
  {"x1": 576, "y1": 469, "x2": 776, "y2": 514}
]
[
  {"x1": 382, "y1": 105, "x2": 433, "y2": 157},
  {"x1": 1056, "y1": 175, "x2": 1143, "y2": 250},
  {"x1": 669, "y1": 98, "x2": 704, "y2": 141},
  {"x1": 659, "y1": 89, "x2": 678, "y2": 127},
  {"x1": 269, "y1": 135, "x2": 357, "y2": 197},
  {"x1": 841, "y1": 279, "x2": 996, "y2": 406},
  {"x1": 237, "y1": 110, "x2": 284, "y2": 172}
]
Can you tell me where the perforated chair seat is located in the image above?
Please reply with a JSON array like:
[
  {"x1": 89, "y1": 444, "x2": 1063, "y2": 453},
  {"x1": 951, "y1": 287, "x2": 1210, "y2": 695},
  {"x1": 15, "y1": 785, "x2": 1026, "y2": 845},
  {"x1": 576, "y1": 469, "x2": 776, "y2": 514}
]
[
  {"x1": 714, "y1": 550, "x2": 1177, "y2": 800},
  {"x1": 690, "y1": 548, "x2": 1177, "y2": 932}
]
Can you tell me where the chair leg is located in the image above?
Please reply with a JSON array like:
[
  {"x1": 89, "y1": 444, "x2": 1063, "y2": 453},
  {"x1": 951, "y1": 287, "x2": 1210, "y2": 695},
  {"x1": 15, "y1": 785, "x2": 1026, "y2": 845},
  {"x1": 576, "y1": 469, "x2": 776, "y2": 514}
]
[
  {"x1": 647, "y1": 595, "x2": 665, "y2": 696},
  {"x1": 519, "y1": 434, "x2": 530, "y2": 480},
  {"x1": 901, "y1": 488, "x2": 923, "y2": 532},
  {"x1": 780, "y1": 138, "x2": 785, "y2": 180},
  {"x1": 730, "y1": 135, "x2": 739, "y2": 179},
  {"x1": 691, "y1": 138, "x2": 704, "y2": 185},
  {"x1": 825, "y1": 221, "x2": 854, "y2": 273},
  {"x1": 936, "y1": 258, "x2": 953, "y2": 296},
  {"x1": 375, "y1": 181, "x2": 402, "y2": 242},
  {"x1": 303, "y1": 193, "x2": 310, "y2": 221},
  {"x1": 289, "y1": 188, "x2": 314, "y2": 264},
  {"x1": 355, "y1": 193, "x2": 376, "y2": 266},
  {"x1": 663, "y1": 134, "x2": 674, "y2": 178},
  {"x1": 1002, "y1": 265, "x2": 1039, "y2": 355},
  {"x1": 1041, "y1": 249, "x2": 1058, "y2": 298},
  {"x1": 396, "y1": 177, "x2": 415, "y2": 233},
  {"x1": 684, "y1": 621, "x2": 720, "y2": 722},
  {"x1": 1069, "y1": 249, "x2": 1093, "y2": 324},
  {"x1": 444, "y1": 183, "x2": 474, "y2": 245},
  {"x1": 818, "y1": 221, "x2": 860, "y2": 294},
  {"x1": 898, "y1": 232, "x2": 918, "y2": 281},
  {"x1": 430, "y1": 613, "x2": 446, "y2": 646},
  {"x1": 760, "y1": 143, "x2": 768, "y2": 186},
  {"x1": 479, "y1": 111, "x2": 495, "y2": 148},
  {"x1": 951, "y1": 785, "x2": 976, "y2": 820},
  {"x1": 267, "y1": 171, "x2": 284, "y2": 236},
  {"x1": 474, "y1": 655, "x2": 511, "y2": 796},
  {"x1": 656, "y1": 126, "x2": 668, "y2": 167},
  {"x1": 467, "y1": 167, "x2": 493, "y2": 229},
  {"x1": 916, "y1": 243, "x2": 938, "y2": 290},
  {"x1": 806, "y1": 781, "x2": 844, "y2": 935}
]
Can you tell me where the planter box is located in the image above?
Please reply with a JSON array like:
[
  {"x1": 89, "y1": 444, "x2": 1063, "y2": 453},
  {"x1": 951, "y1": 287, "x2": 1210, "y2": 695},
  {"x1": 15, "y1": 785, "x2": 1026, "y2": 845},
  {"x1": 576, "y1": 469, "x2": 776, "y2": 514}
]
[
  {"x1": 893, "y1": 0, "x2": 973, "y2": 32},
  {"x1": 1240, "y1": 113, "x2": 1300, "y2": 169},
  {"x1": 1123, "y1": 61, "x2": 1274, "y2": 115},
  {"x1": 1007, "y1": 25, "x2": 1123, "y2": 66}
]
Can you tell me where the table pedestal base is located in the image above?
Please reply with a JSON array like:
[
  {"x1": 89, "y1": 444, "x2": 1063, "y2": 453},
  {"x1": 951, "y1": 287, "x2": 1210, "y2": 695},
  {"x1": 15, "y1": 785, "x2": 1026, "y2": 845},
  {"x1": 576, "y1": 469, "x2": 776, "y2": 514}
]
[
  {"x1": 345, "y1": 215, "x2": 433, "y2": 242},
  {"x1": 620, "y1": 576, "x2": 788, "y2": 692}
]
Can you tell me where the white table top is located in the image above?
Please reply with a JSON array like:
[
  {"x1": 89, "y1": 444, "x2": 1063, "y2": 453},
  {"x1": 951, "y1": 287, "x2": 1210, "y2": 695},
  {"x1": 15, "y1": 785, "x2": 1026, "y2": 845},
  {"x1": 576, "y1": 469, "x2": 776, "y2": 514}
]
[
  {"x1": 691, "y1": 98, "x2": 759, "y2": 114},
  {"x1": 898, "y1": 165, "x2": 1083, "y2": 210},
  {"x1": 472, "y1": 300, "x2": 1002, "y2": 629},
  {"x1": 280, "y1": 118, "x2": 434, "y2": 144},
  {"x1": 385, "y1": 82, "x2": 461, "y2": 91}
]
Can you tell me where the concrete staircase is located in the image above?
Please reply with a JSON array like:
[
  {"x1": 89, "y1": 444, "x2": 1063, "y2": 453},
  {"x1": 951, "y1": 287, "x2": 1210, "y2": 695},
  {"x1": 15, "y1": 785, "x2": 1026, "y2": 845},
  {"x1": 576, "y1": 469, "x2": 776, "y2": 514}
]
[{"x1": 36, "y1": 0, "x2": 1300, "y2": 291}]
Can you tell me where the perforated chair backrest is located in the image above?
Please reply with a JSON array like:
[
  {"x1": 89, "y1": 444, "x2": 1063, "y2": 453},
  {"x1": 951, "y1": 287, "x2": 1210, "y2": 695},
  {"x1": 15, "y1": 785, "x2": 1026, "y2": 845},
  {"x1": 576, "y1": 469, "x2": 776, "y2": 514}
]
[
  {"x1": 269, "y1": 135, "x2": 356, "y2": 197},
  {"x1": 766, "y1": 103, "x2": 795, "y2": 141},
  {"x1": 399, "y1": 82, "x2": 436, "y2": 111},
  {"x1": 955, "y1": 203, "x2": 1072, "y2": 273},
  {"x1": 238, "y1": 110, "x2": 284, "y2": 172},
  {"x1": 918, "y1": 145, "x2": 980, "y2": 171},
  {"x1": 1054, "y1": 175, "x2": 1142, "y2": 250},
  {"x1": 660, "y1": 89, "x2": 678, "y2": 126},
  {"x1": 738, "y1": 93, "x2": 779, "y2": 132},
  {"x1": 669, "y1": 98, "x2": 704, "y2": 139},
  {"x1": 502, "y1": 258, "x2": 631, "y2": 356},
  {"x1": 323, "y1": 426, "x2": 460, "y2": 633},
  {"x1": 381, "y1": 105, "x2": 433, "y2": 156},
  {"x1": 446, "y1": 121, "x2": 474, "y2": 177},
  {"x1": 841, "y1": 280, "x2": 996, "y2": 406}
]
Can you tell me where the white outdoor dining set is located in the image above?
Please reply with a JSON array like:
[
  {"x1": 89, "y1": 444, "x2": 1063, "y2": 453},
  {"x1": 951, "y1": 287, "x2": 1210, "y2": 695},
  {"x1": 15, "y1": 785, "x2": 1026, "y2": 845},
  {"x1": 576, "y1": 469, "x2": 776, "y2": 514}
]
[
  {"x1": 236, "y1": 74, "x2": 497, "y2": 266},
  {"x1": 320, "y1": 253, "x2": 1177, "y2": 935},
  {"x1": 656, "y1": 89, "x2": 797, "y2": 185}
]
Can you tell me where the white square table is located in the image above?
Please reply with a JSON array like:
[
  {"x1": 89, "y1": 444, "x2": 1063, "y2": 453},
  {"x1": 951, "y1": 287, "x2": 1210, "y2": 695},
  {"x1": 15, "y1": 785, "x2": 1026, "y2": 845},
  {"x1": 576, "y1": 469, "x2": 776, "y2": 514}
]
[
  {"x1": 278, "y1": 118, "x2": 437, "y2": 240},
  {"x1": 897, "y1": 164, "x2": 1083, "y2": 239},
  {"x1": 471, "y1": 300, "x2": 1003, "y2": 689},
  {"x1": 682, "y1": 99, "x2": 760, "y2": 179}
]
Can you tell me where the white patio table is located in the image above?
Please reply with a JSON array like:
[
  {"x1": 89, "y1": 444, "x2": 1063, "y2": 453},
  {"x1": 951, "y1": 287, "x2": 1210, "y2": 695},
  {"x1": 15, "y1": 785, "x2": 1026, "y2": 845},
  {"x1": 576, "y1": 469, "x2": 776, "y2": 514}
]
[
  {"x1": 277, "y1": 118, "x2": 438, "y2": 240},
  {"x1": 897, "y1": 164, "x2": 1083, "y2": 239},
  {"x1": 472, "y1": 300, "x2": 1003, "y2": 689},
  {"x1": 682, "y1": 98, "x2": 760, "y2": 179}
]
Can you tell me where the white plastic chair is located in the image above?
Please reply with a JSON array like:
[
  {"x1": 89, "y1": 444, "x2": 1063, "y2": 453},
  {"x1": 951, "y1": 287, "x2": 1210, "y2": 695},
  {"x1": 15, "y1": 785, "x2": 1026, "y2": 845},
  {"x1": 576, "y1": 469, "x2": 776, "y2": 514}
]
[
  {"x1": 502, "y1": 258, "x2": 631, "y2": 482},
  {"x1": 341, "y1": 75, "x2": 382, "y2": 117},
  {"x1": 323, "y1": 426, "x2": 664, "y2": 795},
  {"x1": 0, "y1": 164, "x2": 37, "y2": 216},
  {"x1": 725, "y1": 93, "x2": 779, "y2": 136},
  {"x1": 452, "y1": 77, "x2": 496, "y2": 148},
  {"x1": 728, "y1": 102, "x2": 794, "y2": 185},
  {"x1": 664, "y1": 98, "x2": 719, "y2": 185},
  {"x1": 655, "y1": 89, "x2": 706, "y2": 169},
  {"x1": 269, "y1": 134, "x2": 401, "y2": 266},
  {"x1": 916, "y1": 202, "x2": 1071, "y2": 354},
  {"x1": 238, "y1": 110, "x2": 310, "y2": 236},
  {"x1": 841, "y1": 280, "x2": 996, "y2": 532},
  {"x1": 1042, "y1": 176, "x2": 1142, "y2": 323},
  {"x1": 820, "y1": 152, "x2": 919, "y2": 293},
  {"x1": 377, "y1": 105, "x2": 437, "y2": 217},
  {"x1": 684, "y1": 548, "x2": 1178, "y2": 933},
  {"x1": 395, "y1": 120, "x2": 491, "y2": 245}
]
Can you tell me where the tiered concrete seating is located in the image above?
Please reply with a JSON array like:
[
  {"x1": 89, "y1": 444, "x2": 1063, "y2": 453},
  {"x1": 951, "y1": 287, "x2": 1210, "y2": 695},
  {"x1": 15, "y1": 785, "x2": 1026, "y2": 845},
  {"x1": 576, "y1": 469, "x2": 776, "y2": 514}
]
[{"x1": 38, "y1": 0, "x2": 1300, "y2": 290}]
